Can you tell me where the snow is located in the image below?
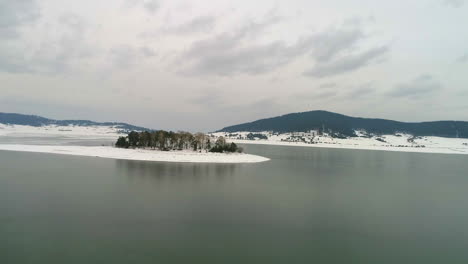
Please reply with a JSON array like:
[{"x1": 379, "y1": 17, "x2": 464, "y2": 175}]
[
  {"x1": 0, "y1": 124, "x2": 269, "y2": 163},
  {"x1": 211, "y1": 131, "x2": 468, "y2": 155},
  {"x1": 2, "y1": 123, "x2": 467, "y2": 159},
  {"x1": 0, "y1": 124, "x2": 123, "y2": 139},
  {"x1": 0, "y1": 145, "x2": 270, "y2": 163}
]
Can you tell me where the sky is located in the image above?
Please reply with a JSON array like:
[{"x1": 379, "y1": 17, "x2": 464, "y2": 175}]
[{"x1": 0, "y1": 0, "x2": 467, "y2": 131}]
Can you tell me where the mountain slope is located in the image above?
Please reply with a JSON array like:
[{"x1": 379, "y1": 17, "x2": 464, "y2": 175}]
[
  {"x1": 0, "y1": 112, "x2": 150, "y2": 131},
  {"x1": 218, "y1": 110, "x2": 468, "y2": 138}
]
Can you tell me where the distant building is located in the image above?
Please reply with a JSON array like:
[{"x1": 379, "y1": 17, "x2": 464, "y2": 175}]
[{"x1": 292, "y1": 130, "x2": 318, "y2": 137}]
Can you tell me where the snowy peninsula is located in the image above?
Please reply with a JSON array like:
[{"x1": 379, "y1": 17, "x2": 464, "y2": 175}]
[{"x1": 0, "y1": 144, "x2": 269, "y2": 163}]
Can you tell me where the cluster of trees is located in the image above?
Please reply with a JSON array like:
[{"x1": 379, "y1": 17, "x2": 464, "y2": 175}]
[
  {"x1": 115, "y1": 130, "x2": 242, "y2": 153},
  {"x1": 246, "y1": 133, "x2": 268, "y2": 140}
]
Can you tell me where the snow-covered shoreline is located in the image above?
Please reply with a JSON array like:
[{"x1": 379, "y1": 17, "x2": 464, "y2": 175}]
[
  {"x1": 0, "y1": 124, "x2": 123, "y2": 139},
  {"x1": 211, "y1": 131, "x2": 468, "y2": 155},
  {"x1": 2, "y1": 124, "x2": 467, "y2": 157},
  {"x1": 230, "y1": 139, "x2": 468, "y2": 155},
  {"x1": 0, "y1": 144, "x2": 270, "y2": 163}
]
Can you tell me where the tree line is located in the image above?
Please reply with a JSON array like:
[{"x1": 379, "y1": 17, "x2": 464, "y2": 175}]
[{"x1": 115, "y1": 130, "x2": 242, "y2": 153}]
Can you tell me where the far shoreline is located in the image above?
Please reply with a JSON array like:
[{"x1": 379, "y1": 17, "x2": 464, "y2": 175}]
[{"x1": 233, "y1": 139, "x2": 468, "y2": 155}]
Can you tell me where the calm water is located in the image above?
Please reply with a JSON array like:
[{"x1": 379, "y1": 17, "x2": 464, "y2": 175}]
[{"x1": 1, "y1": 144, "x2": 468, "y2": 263}]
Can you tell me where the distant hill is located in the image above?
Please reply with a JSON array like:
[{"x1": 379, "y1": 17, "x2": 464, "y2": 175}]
[
  {"x1": 218, "y1": 110, "x2": 468, "y2": 138},
  {"x1": 0, "y1": 112, "x2": 150, "y2": 131}
]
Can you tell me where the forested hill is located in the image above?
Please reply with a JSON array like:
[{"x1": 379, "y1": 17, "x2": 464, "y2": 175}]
[
  {"x1": 0, "y1": 112, "x2": 149, "y2": 131},
  {"x1": 218, "y1": 110, "x2": 468, "y2": 138}
]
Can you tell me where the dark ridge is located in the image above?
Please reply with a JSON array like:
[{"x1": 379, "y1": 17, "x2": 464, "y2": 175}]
[
  {"x1": 0, "y1": 112, "x2": 150, "y2": 132},
  {"x1": 218, "y1": 110, "x2": 468, "y2": 138}
]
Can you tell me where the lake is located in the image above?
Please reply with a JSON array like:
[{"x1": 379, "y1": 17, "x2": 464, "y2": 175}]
[{"x1": 1, "y1": 144, "x2": 468, "y2": 263}]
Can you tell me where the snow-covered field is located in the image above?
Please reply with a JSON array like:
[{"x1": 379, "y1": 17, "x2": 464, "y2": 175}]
[
  {"x1": 211, "y1": 131, "x2": 468, "y2": 155},
  {"x1": 0, "y1": 144, "x2": 269, "y2": 163},
  {"x1": 0, "y1": 124, "x2": 123, "y2": 139},
  {"x1": 0, "y1": 124, "x2": 269, "y2": 163}
]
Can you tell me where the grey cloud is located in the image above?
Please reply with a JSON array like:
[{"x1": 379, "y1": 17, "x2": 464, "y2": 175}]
[
  {"x1": 346, "y1": 82, "x2": 375, "y2": 98},
  {"x1": 304, "y1": 46, "x2": 388, "y2": 78},
  {"x1": 443, "y1": 0, "x2": 465, "y2": 7},
  {"x1": 109, "y1": 45, "x2": 156, "y2": 69},
  {"x1": 388, "y1": 75, "x2": 442, "y2": 98},
  {"x1": 190, "y1": 94, "x2": 220, "y2": 106},
  {"x1": 222, "y1": 97, "x2": 287, "y2": 124},
  {"x1": 301, "y1": 82, "x2": 375, "y2": 101},
  {"x1": 181, "y1": 18, "x2": 387, "y2": 77},
  {"x1": 180, "y1": 13, "x2": 289, "y2": 76},
  {"x1": 316, "y1": 91, "x2": 338, "y2": 99},
  {"x1": 0, "y1": 13, "x2": 91, "y2": 74},
  {"x1": 0, "y1": 0, "x2": 39, "y2": 71},
  {"x1": 110, "y1": 46, "x2": 140, "y2": 69},
  {"x1": 139, "y1": 46, "x2": 157, "y2": 57},
  {"x1": 0, "y1": 48, "x2": 30, "y2": 73},
  {"x1": 457, "y1": 53, "x2": 468, "y2": 63},
  {"x1": 164, "y1": 16, "x2": 216, "y2": 35},
  {"x1": 125, "y1": 0, "x2": 159, "y2": 14},
  {"x1": 143, "y1": 0, "x2": 159, "y2": 13},
  {"x1": 184, "y1": 41, "x2": 296, "y2": 76},
  {"x1": 30, "y1": 14, "x2": 92, "y2": 73},
  {"x1": 0, "y1": 0, "x2": 40, "y2": 39},
  {"x1": 319, "y1": 82, "x2": 337, "y2": 89},
  {"x1": 297, "y1": 28, "x2": 365, "y2": 62}
]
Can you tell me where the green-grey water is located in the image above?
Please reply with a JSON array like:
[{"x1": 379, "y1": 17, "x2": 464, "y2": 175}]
[{"x1": 1, "y1": 144, "x2": 468, "y2": 263}]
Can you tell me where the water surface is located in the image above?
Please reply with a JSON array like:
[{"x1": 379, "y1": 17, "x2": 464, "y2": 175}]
[{"x1": 1, "y1": 144, "x2": 468, "y2": 263}]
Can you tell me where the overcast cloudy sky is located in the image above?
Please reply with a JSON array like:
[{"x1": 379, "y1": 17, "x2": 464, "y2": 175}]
[{"x1": 1, "y1": 0, "x2": 467, "y2": 131}]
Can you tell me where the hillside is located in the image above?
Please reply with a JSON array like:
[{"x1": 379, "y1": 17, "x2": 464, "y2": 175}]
[
  {"x1": 0, "y1": 112, "x2": 149, "y2": 131},
  {"x1": 218, "y1": 110, "x2": 468, "y2": 138}
]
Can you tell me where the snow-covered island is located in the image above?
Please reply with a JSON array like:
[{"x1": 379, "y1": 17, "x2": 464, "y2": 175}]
[
  {"x1": 210, "y1": 131, "x2": 468, "y2": 155},
  {"x1": 0, "y1": 124, "x2": 269, "y2": 163}
]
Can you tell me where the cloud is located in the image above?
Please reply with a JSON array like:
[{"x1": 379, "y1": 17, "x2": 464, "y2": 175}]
[
  {"x1": 0, "y1": 49, "x2": 29, "y2": 73},
  {"x1": 108, "y1": 45, "x2": 156, "y2": 70},
  {"x1": 0, "y1": 0, "x2": 40, "y2": 39},
  {"x1": 297, "y1": 28, "x2": 365, "y2": 62},
  {"x1": 110, "y1": 46, "x2": 140, "y2": 69},
  {"x1": 304, "y1": 46, "x2": 388, "y2": 78},
  {"x1": 298, "y1": 82, "x2": 375, "y2": 101},
  {"x1": 0, "y1": 13, "x2": 93, "y2": 74},
  {"x1": 0, "y1": 0, "x2": 39, "y2": 73},
  {"x1": 125, "y1": 0, "x2": 159, "y2": 14},
  {"x1": 457, "y1": 53, "x2": 468, "y2": 63},
  {"x1": 142, "y1": 0, "x2": 159, "y2": 13},
  {"x1": 139, "y1": 46, "x2": 157, "y2": 57},
  {"x1": 30, "y1": 14, "x2": 94, "y2": 73},
  {"x1": 183, "y1": 41, "x2": 298, "y2": 76},
  {"x1": 179, "y1": 13, "x2": 289, "y2": 76},
  {"x1": 443, "y1": 0, "x2": 465, "y2": 7},
  {"x1": 315, "y1": 90, "x2": 338, "y2": 99},
  {"x1": 179, "y1": 17, "x2": 387, "y2": 78},
  {"x1": 164, "y1": 16, "x2": 216, "y2": 35},
  {"x1": 388, "y1": 75, "x2": 442, "y2": 98},
  {"x1": 345, "y1": 82, "x2": 375, "y2": 98},
  {"x1": 319, "y1": 82, "x2": 337, "y2": 89}
]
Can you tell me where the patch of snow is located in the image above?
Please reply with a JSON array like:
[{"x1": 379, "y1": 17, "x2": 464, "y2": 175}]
[
  {"x1": 0, "y1": 124, "x2": 125, "y2": 141},
  {"x1": 0, "y1": 124, "x2": 124, "y2": 139}
]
